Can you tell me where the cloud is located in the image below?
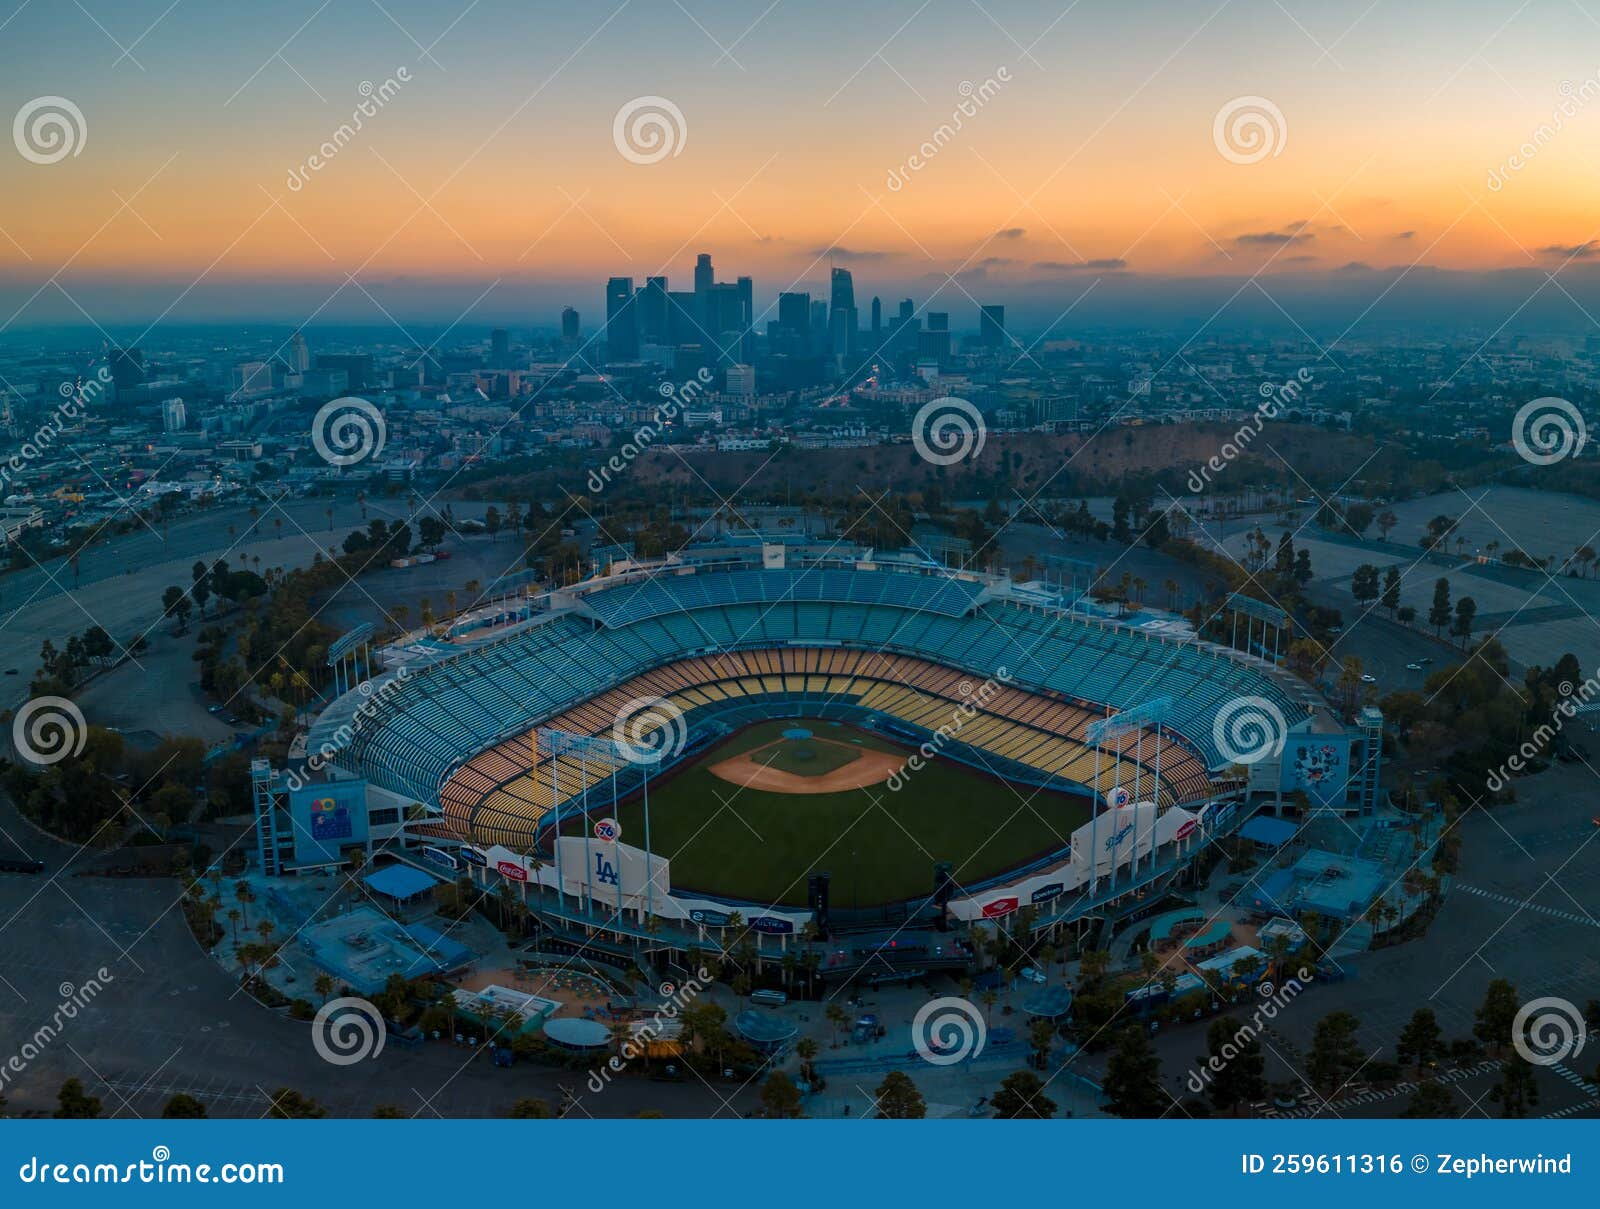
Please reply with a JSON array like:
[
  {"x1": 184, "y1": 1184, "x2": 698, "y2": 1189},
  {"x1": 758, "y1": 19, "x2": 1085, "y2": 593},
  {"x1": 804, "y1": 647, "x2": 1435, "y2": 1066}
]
[
  {"x1": 810, "y1": 245, "x2": 892, "y2": 262},
  {"x1": 992, "y1": 227, "x2": 1027, "y2": 240},
  {"x1": 1234, "y1": 230, "x2": 1316, "y2": 247},
  {"x1": 1393, "y1": 230, "x2": 1416, "y2": 240},
  {"x1": 1034, "y1": 257, "x2": 1128, "y2": 271},
  {"x1": 1538, "y1": 240, "x2": 1600, "y2": 260},
  {"x1": 977, "y1": 256, "x2": 1018, "y2": 268}
]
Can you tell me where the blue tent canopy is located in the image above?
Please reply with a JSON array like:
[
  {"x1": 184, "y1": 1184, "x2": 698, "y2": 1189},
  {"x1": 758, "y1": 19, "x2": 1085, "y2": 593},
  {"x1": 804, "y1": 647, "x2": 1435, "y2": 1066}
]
[
  {"x1": 363, "y1": 864, "x2": 440, "y2": 901},
  {"x1": 1238, "y1": 815, "x2": 1298, "y2": 847}
]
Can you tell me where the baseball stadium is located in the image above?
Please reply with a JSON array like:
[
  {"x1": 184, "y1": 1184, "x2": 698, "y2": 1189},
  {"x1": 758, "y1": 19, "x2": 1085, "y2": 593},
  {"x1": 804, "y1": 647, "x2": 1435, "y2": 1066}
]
[{"x1": 301, "y1": 541, "x2": 1333, "y2": 936}]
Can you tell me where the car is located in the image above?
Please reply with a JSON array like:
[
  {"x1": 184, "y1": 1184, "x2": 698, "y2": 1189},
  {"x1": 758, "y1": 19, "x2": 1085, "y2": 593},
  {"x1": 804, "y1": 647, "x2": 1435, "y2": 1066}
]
[
  {"x1": 207, "y1": 704, "x2": 224, "y2": 713},
  {"x1": 3, "y1": 668, "x2": 15, "y2": 675},
  {"x1": 1360, "y1": 673, "x2": 1377, "y2": 684},
  {"x1": 1405, "y1": 661, "x2": 1423, "y2": 671},
  {"x1": 225, "y1": 714, "x2": 241, "y2": 725},
  {"x1": 1418, "y1": 657, "x2": 1434, "y2": 665}
]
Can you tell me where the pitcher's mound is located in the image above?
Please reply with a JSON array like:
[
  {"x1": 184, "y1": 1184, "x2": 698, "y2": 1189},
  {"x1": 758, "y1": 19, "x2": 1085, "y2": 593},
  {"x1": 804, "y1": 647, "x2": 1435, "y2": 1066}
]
[{"x1": 708, "y1": 744, "x2": 904, "y2": 794}]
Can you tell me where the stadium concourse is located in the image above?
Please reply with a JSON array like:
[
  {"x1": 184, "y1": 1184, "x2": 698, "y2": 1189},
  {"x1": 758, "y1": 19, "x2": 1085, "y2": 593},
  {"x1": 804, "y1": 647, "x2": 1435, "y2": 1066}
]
[{"x1": 296, "y1": 542, "x2": 1339, "y2": 959}]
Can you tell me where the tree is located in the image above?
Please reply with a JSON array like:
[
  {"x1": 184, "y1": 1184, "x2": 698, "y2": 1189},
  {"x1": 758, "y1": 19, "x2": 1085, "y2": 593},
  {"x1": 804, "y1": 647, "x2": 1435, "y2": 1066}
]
[
  {"x1": 795, "y1": 1037, "x2": 819, "y2": 1086},
  {"x1": 485, "y1": 505, "x2": 501, "y2": 541},
  {"x1": 54, "y1": 1077, "x2": 102, "y2": 1118},
  {"x1": 1428, "y1": 578, "x2": 1452, "y2": 637},
  {"x1": 1102, "y1": 1024, "x2": 1166, "y2": 1117},
  {"x1": 161, "y1": 1093, "x2": 208, "y2": 1118},
  {"x1": 1203, "y1": 1016, "x2": 1267, "y2": 1115},
  {"x1": 1376, "y1": 508, "x2": 1398, "y2": 541},
  {"x1": 1401, "y1": 1080, "x2": 1458, "y2": 1118},
  {"x1": 1381, "y1": 566, "x2": 1401, "y2": 614},
  {"x1": 1452, "y1": 596, "x2": 1477, "y2": 647},
  {"x1": 371, "y1": 1104, "x2": 405, "y2": 1118},
  {"x1": 1307, "y1": 1011, "x2": 1364, "y2": 1093},
  {"x1": 1474, "y1": 978, "x2": 1519, "y2": 1053},
  {"x1": 1395, "y1": 1008, "x2": 1444, "y2": 1074},
  {"x1": 759, "y1": 1071, "x2": 803, "y2": 1119},
  {"x1": 509, "y1": 1098, "x2": 551, "y2": 1119},
  {"x1": 264, "y1": 1088, "x2": 327, "y2": 1118},
  {"x1": 1351, "y1": 563, "x2": 1379, "y2": 607},
  {"x1": 1489, "y1": 1054, "x2": 1540, "y2": 1118},
  {"x1": 872, "y1": 1070, "x2": 926, "y2": 1118},
  {"x1": 991, "y1": 1069, "x2": 1057, "y2": 1119}
]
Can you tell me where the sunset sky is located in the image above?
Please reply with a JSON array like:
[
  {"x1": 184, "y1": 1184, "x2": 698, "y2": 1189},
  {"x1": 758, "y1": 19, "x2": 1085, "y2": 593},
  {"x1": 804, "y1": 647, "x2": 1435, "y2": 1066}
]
[{"x1": 4, "y1": 0, "x2": 1600, "y2": 329}]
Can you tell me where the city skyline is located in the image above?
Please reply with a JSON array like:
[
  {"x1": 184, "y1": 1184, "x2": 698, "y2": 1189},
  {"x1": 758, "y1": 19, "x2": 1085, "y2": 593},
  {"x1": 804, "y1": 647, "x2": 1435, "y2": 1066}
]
[{"x1": 6, "y1": 1, "x2": 1600, "y2": 331}]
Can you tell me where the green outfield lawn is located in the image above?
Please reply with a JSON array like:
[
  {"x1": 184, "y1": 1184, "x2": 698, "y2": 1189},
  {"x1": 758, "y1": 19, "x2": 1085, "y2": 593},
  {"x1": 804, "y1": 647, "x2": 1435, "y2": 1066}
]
[{"x1": 583, "y1": 718, "x2": 1091, "y2": 906}]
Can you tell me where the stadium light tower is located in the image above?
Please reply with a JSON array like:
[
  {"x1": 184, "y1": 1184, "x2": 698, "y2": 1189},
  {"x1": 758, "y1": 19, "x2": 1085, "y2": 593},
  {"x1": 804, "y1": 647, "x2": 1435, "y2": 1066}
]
[{"x1": 1083, "y1": 696, "x2": 1172, "y2": 894}]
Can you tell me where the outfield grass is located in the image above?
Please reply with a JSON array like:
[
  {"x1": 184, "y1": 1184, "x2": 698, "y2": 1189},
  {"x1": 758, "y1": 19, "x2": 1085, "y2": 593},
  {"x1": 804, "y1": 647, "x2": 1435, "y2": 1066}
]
[{"x1": 583, "y1": 718, "x2": 1090, "y2": 906}]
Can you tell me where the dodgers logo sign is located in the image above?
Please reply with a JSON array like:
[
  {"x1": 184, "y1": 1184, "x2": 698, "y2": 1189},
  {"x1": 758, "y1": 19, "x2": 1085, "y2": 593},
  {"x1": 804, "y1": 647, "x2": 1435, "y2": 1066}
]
[
  {"x1": 1104, "y1": 823, "x2": 1134, "y2": 851},
  {"x1": 594, "y1": 851, "x2": 620, "y2": 888}
]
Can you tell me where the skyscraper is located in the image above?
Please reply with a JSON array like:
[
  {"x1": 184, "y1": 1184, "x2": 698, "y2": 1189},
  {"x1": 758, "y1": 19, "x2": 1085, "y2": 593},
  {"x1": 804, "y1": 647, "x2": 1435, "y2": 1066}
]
[
  {"x1": 979, "y1": 305, "x2": 1006, "y2": 349},
  {"x1": 640, "y1": 276, "x2": 669, "y2": 343},
  {"x1": 561, "y1": 306, "x2": 580, "y2": 344},
  {"x1": 736, "y1": 275, "x2": 754, "y2": 361},
  {"x1": 491, "y1": 327, "x2": 510, "y2": 364},
  {"x1": 289, "y1": 330, "x2": 310, "y2": 372},
  {"x1": 870, "y1": 296, "x2": 882, "y2": 338},
  {"x1": 694, "y1": 253, "x2": 714, "y2": 333},
  {"x1": 605, "y1": 276, "x2": 639, "y2": 360}
]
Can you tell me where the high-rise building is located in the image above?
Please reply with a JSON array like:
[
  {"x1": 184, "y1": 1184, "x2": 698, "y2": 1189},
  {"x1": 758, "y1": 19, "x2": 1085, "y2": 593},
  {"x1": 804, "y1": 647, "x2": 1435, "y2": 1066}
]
[
  {"x1": 829, "y1": 267, "x2": 856, "y2": 354},
  {"x1": 920, "y1": 312, "x2": 951, "y2": 364},
  {"x1": 694, "y1": 253, "x2": 714, "y2": 332},
  {"x1": 735, "y1": 275, "x2": 754, "y2": 361},
  {"x1": 109, "y1": 347, "x2": 145, "y2": 395},
  {"x1": 778, "y1": 292, "x2": 810, "y2": 337},
  {"x1": 160, "y1": 397, "x2": 187, "y2": 433},
  {"x1": 666, "y1": 290, "x2": 699, "y2": 344},
  {"x1": 314, "y1": 353, "x2": 374, "y2": 390},
  {"x1": 490, "y1": 328, "x2": 510, "y2": 364},
  {"x1": 726, "y1": 364, "x2": 755, "y2": 396},
  {"x1": 605, "y1": 276, "x2": 639, "y2": 360},
  {"x1": 560, "y1": 306, "x2": 580, "y2": 344},
  {"x1": 289, "y1": 330, "x2": 310, "y2": 372},
  {"x1": 809, "y1": 300, "x2": 829, "y2": 352},
  {"x1": 979, "y1": 305, "x2": 1006, "y2": 349},
  {"x1": 871, "y1": 297, "x2": 882, "y2": 338},
  {"x1": 640, "y1": 276, "x2": 669, "y2": 343},
  {"x1": 829, "y1": 266, "x2": 855, "y2": 314}
]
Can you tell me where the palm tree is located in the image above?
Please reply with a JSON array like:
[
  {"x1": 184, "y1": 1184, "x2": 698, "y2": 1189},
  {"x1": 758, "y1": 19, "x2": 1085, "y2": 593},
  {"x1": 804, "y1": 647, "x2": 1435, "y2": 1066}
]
[{"x1": 313, "y1": 973, "x2": 334, "y2": 1004}]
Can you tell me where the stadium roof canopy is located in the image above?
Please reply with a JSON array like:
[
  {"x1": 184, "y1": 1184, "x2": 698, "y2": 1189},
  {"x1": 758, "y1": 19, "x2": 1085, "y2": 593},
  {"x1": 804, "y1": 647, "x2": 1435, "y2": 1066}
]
[
  {"x1": 734, "y1": 1010, "x2": 798, "y2": 1046},
  {"x1": 1239, "y1": 815, "x2": 1299, "y2": 847},
  {"x1": 1022, "y1": 986, "x2": 1074, "y2": 1019},
  {"x1": 363, "y1": 864, "x2": 440, "y2": 902}
]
